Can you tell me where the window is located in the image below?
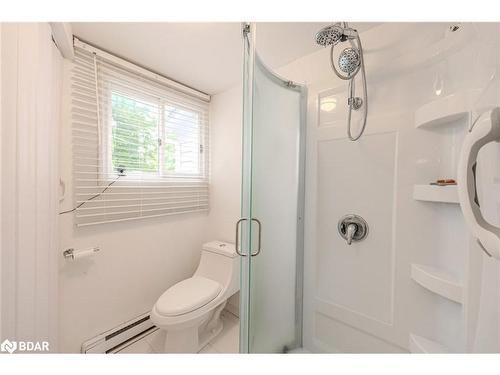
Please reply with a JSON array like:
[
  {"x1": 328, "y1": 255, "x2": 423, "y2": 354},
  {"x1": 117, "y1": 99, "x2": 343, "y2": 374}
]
[
  {"x1": 108, "y1": 92, "x2": 205, "y2": 178},
  {"x1": 71, "y1": 41, "x2": 209, "y2": 226}
]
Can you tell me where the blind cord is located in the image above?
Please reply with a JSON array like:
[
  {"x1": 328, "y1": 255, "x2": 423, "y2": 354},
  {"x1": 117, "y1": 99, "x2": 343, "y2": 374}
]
[{"x1": 59, "y1": 176, "x2": 121, "y2": 215}]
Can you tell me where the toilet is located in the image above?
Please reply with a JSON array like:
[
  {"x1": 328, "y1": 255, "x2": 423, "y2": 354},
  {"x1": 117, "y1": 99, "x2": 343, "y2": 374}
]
[{"x1": 150, "y1": 241, "x2": 239, "y2": 353}]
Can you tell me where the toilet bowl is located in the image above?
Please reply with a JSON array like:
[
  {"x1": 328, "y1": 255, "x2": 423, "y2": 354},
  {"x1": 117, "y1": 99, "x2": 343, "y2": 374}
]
[{"x1": 150, "y1": 241, "x2": 239, "y2": 353}]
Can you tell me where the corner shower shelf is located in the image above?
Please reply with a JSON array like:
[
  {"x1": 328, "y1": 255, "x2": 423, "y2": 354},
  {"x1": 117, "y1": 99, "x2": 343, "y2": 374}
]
[
  {"x1": 414, "y1": 89, "x2": 481, "y2": 129},
  {"x1": 409, "y1": 333, "x2": 451, "y2": 353},
  {"x1": 411, "y1": 264, "x2": 463, "y2": 304},
  {"x1": 413, "y1": 184, "x2": 459, "y2": 204}
]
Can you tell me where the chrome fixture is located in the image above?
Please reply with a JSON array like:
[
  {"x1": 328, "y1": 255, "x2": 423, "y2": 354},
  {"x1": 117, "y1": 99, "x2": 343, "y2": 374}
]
[
  {"x1": 315, "y1": 24, "x2": 344, "y2": 46},
  {"x1": 338, "y1": 47, "x2": 361, "y2": 76},
  {"x1": 338, "y1": 214, "x2": 369, "y2": 245},
  {"x1": 235, "y1": 217, "x2": 262, "y2": 256},
  {"x1": 63, "y1": 246, "x2": 100, "y2": 260},
  {"x1": 235, "y1": 218, "x2": 248, "y2": 256},
  {"x1": 315, "y1": 22, "x2": 368, "y2": 141}
]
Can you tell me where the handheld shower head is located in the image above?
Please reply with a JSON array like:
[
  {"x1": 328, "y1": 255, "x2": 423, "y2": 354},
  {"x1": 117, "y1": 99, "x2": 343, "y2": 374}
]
[{"x1": 338, "y1": 47, "x2": 361, "y2": 75}]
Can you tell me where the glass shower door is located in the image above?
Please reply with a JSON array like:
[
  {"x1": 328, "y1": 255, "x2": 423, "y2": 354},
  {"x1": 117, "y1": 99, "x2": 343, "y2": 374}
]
[{"x1": 239, "y1": 23, "x2": 306, "y2": 353}]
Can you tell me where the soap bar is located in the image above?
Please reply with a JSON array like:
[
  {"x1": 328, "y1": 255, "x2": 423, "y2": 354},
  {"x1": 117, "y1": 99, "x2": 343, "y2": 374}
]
[{"x1": 430, "y1": 179, "x2": 457, "y2": 186}]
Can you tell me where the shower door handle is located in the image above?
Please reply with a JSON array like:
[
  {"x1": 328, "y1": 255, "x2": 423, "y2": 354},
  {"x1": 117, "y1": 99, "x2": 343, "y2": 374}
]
[
  {"x1": 235, "y1": 218, "x2": 262, "y2": 256},
  {"x1": 235, "y1": 218, "x2": 249, "y2": 256},
  {"x1": 458, "y1": 107, "x2": 500, "y2": 259},
  {"x1": 251, "y1": 218, "x2": 262, "y2": 257}
]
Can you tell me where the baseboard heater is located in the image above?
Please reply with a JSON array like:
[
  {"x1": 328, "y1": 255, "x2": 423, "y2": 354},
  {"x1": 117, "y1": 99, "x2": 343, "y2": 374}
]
[{"x1": 81, "y1": 312, "x2": 155, "y2": 353}]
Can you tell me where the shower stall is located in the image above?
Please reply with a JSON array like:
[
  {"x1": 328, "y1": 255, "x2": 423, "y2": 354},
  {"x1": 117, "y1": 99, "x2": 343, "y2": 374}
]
[{"x1": 237, "y1": 22, "x2": 500, "y2": 353}]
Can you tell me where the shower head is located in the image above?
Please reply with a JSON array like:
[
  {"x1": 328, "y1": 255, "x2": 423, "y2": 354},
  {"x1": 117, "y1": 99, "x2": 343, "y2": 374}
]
[
  {"x1": 338, "y1": 47, "x2": 361, "y2": 75},
  {"x1": 316, "y1": 22, "x2": 368, "y2": 141},
  {"x1": 315, "y1": 23, "x2": 359, "y2": 47},
  {"x1": 315, "y1": 24, "x2": 344, "y2": 47}
]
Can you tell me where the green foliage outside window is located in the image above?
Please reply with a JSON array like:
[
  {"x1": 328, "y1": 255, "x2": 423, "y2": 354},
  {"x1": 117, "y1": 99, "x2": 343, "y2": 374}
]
[
  {"x1": 163, "y1": 141, "x2": 176, "y2": 173},
  {"x1": 110, "y1": 92, "x2": 201, "y2": 177},
  {"x1": 111, "y1": 93, "x2": 159, "y2": 173}
]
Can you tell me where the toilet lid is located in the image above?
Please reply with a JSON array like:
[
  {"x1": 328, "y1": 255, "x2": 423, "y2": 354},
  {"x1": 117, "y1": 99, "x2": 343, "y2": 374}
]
[{"x1": 155, "y1": 276, "x2": 222, "y2": 317}]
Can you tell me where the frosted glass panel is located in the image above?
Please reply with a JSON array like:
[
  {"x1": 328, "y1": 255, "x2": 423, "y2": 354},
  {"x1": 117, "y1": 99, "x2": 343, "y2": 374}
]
[{"x1": 247, "y1": 59, "x2": 304, "y2": 352}]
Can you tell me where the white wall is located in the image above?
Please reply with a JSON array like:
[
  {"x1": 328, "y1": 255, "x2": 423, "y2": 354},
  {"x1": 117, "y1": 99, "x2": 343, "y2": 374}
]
[
  {"x1": 207, "y1": 86, "x2": 242, "y2": 242},
  {"x1": 206, "y1": 85, "x2": 242, "y2": 314},
  {"x1": 58, "y1": 60, "x2": 210, "y2": 352}
]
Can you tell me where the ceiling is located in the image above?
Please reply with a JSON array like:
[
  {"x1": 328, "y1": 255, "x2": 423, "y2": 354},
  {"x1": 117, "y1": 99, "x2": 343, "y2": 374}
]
[{"x1": 71, "y1": 22, "x2": 379, "y2": 95}]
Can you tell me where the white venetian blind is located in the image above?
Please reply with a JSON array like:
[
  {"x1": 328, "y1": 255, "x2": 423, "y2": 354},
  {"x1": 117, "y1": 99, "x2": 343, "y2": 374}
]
[{"x1": 70, "y1": 40, "x2": 210, "y2": 226}]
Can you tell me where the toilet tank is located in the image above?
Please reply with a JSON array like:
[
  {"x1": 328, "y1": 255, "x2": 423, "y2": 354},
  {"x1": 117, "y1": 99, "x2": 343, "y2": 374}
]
[{"x1": 194, "y1": 241, "x2": 239, "y2": 297}]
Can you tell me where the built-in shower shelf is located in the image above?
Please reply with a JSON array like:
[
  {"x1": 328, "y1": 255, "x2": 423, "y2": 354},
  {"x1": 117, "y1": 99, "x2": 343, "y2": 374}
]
[
  {"x1": 411, "y1": 264, "x2": 463, "y2": 304},
  {"x1": 414, "y1": 89, "x2": 481, "y2": 129},
  {"x1": 413, "y1": 184, "x2": 459, "y2": 204},
  {"x1": 409, "y1": 333, "x2": 451, "y2": 353}
]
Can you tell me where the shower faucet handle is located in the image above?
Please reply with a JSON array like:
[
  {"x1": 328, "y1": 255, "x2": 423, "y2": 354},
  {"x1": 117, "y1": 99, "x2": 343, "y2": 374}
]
[
  {"x1": 345, "y1": 223, "x2": 358, "y2": 245},
  {"x1": 338, "y1": 214, "x2": 369, "y2": 245}
]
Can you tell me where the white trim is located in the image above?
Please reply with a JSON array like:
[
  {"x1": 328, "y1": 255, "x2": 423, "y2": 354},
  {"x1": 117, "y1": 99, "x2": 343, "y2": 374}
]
[
  {"x1": 0, "y1": 22, "x2": 61, "y2": 349},
  {"x1": 74, "y1": 37, "x2": 211, "y2": 102},
  {"x1": 49, "y1": 23, "x2": 74, "y2": 60}
]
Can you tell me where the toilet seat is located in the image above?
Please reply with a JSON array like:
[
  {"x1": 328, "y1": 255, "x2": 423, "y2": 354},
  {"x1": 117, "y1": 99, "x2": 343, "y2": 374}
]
[{"x1": 155, "y1": 276, "x2": 222, "y2": 317}]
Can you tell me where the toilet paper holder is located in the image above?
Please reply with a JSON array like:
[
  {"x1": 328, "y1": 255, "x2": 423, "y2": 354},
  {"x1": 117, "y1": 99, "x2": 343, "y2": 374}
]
[{"x1": 63, "y1": 247, "x2": 100, "y2": 260}]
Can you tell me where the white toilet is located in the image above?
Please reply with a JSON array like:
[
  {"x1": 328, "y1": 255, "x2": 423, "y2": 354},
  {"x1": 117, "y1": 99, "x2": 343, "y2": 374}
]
[{"x1": 150, "y1": 241, "x2": 239, "y2": 353}]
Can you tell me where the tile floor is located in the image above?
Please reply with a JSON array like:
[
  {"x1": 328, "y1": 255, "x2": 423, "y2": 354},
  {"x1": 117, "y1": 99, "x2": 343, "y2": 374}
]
[{"x1": 116, "y1": 310, "x2": 239, "y2": 354}]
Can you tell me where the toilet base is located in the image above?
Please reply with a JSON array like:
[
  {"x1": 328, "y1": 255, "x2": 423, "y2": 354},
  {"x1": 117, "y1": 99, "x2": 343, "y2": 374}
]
[
  {"x1": 198, "y1": 318, "x2": 223, "y2": 350},
  {"x1": 161, "y1": 302, "x2": 227, "y2": 353},
  {"x1": 163, "y1": 326, "x2": 199, "y2": 353}
]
